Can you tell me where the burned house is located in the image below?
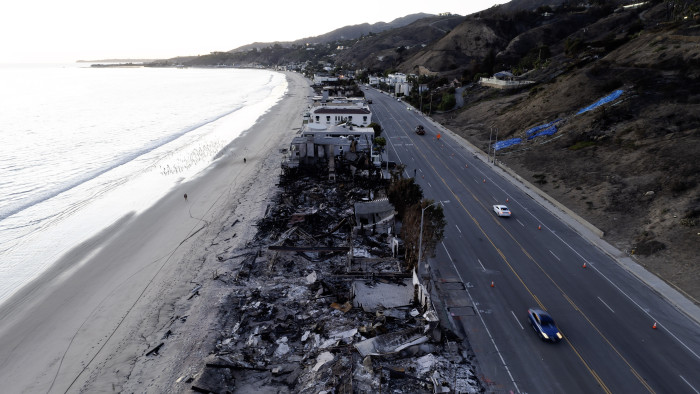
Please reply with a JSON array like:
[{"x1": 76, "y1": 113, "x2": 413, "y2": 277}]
[
  {"x1": 282, "y1": 123, "x2": 381, "y2": 177},
  {"x1": 189, "y1": 166, "x2": 482, "y2": 393},
  {"x1": 312, "y1": 87, "x2": 365, "y2": 105},
  {"x1": 185, "y1": 87, "x2": 482, "y2": 394},
  {"x1": 354, "y1": 197, "x2": 395, "y2": 235}
]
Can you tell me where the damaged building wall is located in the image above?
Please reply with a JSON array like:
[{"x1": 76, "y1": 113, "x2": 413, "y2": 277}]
[
  {"x1": 182, "y1": 85, "x2": 483, "y2": 393},
  {"x1": 182, "y1": 166, "x2": 483, "y2": 394},
  {"x1": 283, "y1": 123, "x2": 376, "y2": 170}
]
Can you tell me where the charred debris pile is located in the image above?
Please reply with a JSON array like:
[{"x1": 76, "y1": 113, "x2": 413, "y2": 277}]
[{"x1": 190, "y1": 166, "x2": 483, "y2": 393}]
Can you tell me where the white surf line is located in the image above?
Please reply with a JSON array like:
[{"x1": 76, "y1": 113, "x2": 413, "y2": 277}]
[
  {"x1": 478, "y1": 258, "x2": 486, "y2": 271},
  {"x1": 598, "y1": 297, "x2": 615, "y2": 313},
  {"x1": 680, "y1": 375, "x2": 700, "y2": 394},
  {"x1": 511, "y1": 311, "x2": 524, "y2": 330},
  {"x1": 549, "y1": 250, "x2": 561, "y2": 261},
  {"x1": 455, "y1": 225, "x2": 462, "y2": 234},
  {"x1": 441, "y1": 241, "x2": 521, "y2": 393},
  {"x1": 516, "y1": 219, "x2": 525, "y2": 227}
]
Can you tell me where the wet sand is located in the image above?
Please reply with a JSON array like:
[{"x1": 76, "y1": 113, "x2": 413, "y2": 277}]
[{"x1": 0, "y1": 71, "x2": 312, "y2": 393}]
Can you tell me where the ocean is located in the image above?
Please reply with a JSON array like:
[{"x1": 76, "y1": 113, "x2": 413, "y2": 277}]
[{"x1": 0, "y1": 63, "x2": 287, "y2": 304}]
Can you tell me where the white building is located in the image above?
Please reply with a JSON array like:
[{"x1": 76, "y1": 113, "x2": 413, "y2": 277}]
[
  {"x1": 313, "y1": 74, "x2": 339, "y2": 85},
  {"x1": 283, "y1": 123, "x2": 380, "y2": 176},
  {"x1": 309, "y1": 105, "x2": 372, "y2": 127},
  {"x1": 395, "y1": 82, "x2": 411, "y2": 96},
  {"x1": 386, "y1": 73, "x2": 407, "y2": 84}
]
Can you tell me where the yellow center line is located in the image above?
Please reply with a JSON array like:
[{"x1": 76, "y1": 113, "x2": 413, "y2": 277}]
[{"x1": 403, "y1": 128, "x2": 654, "y2": 393}]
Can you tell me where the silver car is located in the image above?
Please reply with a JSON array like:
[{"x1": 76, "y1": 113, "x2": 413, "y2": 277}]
[{"x1": 493, "y1": 205, "x2": 511, "y2": 217}]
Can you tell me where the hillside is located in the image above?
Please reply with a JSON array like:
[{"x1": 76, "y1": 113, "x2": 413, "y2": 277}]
[
  {"x1": 428, "y1": 2, "x2": 700, "y2": 302},
  {"x1": 232, "y1": 13, "x2": 435, "y2": 52},
  {"x1": 157, "y1": 13, "x2": 453, "y2": 67},
  {"x1": 332, "y1": 14, "x2": 466, "y2": 70},
  {"x1": 150, "y1": 0, "x2": 700, "y2": 303}
]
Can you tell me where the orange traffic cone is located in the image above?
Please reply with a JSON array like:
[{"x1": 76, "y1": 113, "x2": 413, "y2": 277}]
[
  {"x1": 490, "y1": 281, "x2": 495, "y2": 288},
  {"x1": 465, "y1": 164, "x2": 468, "y2": 168},
  {"x1": 652, "y1": 322, "x2": 657, "y2": 329},
  {"x1": 483, "y1": 179, "x2": 486, "y2": 183},
  {"x1": 538, "y1": 225, "x2": 541, "y2": 230},
  {"x1": 582, "y1": 262, "x2": 587, "y2": 268},
  {"x1": 506, "y1": 198, "x2": 509, "y2": 202}
]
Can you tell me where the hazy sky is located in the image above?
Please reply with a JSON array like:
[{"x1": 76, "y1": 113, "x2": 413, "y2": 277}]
[{"x1": 1, "y1": 0, "x2": 508, "y2": 63}]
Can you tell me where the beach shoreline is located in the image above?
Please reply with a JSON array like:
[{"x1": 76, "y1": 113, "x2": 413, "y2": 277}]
[{"x1": 0, "y1": 71, "x2": 312, "y2": 393}]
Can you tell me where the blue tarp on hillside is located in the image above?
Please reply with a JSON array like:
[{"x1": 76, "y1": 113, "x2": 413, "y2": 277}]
[
  {"x1": 493, "y1": 138, "x2": 522, "y2": 151},
  {"x1": 525, "y1": 119, "x2": 561, "y2": 136},
  {"x1": 576, "y1": 89, "x2": 624, "y2": 115},
  {"x1": 528, "y1": 125, "x2": 558, "y2": 139}
]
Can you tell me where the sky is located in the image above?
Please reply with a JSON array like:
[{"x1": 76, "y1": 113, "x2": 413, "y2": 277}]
[{"x1": 1, "y1": 0, "x2": 508, "y2": 63}]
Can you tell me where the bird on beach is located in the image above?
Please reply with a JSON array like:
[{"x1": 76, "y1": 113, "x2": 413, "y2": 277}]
[{"x1": 184, "y1": 193, "x2": 188, "y2": 202}]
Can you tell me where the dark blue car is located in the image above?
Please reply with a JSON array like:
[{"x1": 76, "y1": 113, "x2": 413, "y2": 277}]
[{"x1": 528, "y1": 308, "x2": 563, "y2": 343}]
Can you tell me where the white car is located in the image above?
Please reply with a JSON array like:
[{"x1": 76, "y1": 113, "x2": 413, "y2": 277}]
[{"x1": 493, "y1": 205, "x2": 511, "y2": 217}]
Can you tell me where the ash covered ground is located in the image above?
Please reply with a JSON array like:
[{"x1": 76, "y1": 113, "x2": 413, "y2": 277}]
[{"x1": 187, "y1": 166, "x2": 483, "y2": 393}]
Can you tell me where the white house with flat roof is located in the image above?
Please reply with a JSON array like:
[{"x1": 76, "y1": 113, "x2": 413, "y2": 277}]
[
  {"x1": 309, "y1": 105, "x2": 372, "y2": 127},
  {"x1": 386, "y1": 73, "x2": 408, "y2": 84},
  {"x1": 313, "y1": 74, "x2": 339, "y2": 85}
]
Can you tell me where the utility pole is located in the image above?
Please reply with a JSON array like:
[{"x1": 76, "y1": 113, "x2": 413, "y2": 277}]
[
  {"x1": 429, "y1": 90, "x2": 433, "y2": 115},
  {"x1": 488, "y1": 127, "x2": 493, "y2": 161},
  {"x1": 418, "y1": 200, "x2": 449, "y2": 268},
  {"x1": 420, "y1": 90, "x2": 423, "y2": 113},
  {"x1": 493, "y1": 128, "x2": 499, "y2": 164}
]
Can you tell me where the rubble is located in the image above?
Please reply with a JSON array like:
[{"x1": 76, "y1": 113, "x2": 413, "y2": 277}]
[{"x1": 188, "y1": 154, "x2": 483, "y2": 393}]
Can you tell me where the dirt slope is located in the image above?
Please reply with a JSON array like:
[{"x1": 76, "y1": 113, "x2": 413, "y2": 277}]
[{"x1": 434, "y1": 9, "x2": 700, "y2": 302}]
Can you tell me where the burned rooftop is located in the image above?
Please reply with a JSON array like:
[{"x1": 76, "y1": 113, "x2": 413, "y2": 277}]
[{"x1": 185, "y1": 163, "x2": 483, "y2": 393}]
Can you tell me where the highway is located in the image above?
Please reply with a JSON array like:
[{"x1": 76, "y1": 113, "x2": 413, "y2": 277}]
[{"x1": 365, "y1": 87, "x2": 700, "y2": 394}]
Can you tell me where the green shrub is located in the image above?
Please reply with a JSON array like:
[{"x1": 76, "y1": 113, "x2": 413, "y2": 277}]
[{"x1": 569, "y1": 141, "x2": 597, "y2": 150}]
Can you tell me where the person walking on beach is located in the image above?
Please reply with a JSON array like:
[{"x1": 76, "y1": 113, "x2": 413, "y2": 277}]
[
  {"x1": 184, "y1": 193, "x2": 188, "y2": 202},
  {"x1": 244, "y1": 157, "x2": 247, "y2": 163}
]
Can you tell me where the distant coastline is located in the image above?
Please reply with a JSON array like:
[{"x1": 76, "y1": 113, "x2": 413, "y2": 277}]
[
  {"x1": 88, "y1": 62, "x2": 146, "y2": 68},
  {"x1": 76, "y1": 58, "x2": 156, "y2": 63},
  {"x1": 77, "y1": 59, "x2": 157, "y2": 67}
]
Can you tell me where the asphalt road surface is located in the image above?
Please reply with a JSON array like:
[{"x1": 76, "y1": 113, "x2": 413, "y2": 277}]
[{"x1": 365, "y1": 87, "x2": 700, "y2": 394}]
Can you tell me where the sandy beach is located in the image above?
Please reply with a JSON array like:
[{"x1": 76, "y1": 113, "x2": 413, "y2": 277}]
[{"x1": 0, "y1": 71, "x2": 312, "y2": 393}]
